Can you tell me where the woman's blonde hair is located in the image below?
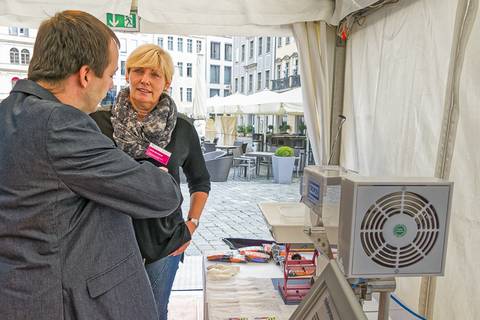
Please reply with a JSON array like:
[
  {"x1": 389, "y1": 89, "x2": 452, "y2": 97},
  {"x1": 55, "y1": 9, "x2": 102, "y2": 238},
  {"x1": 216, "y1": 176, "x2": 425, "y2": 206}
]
[{"x1": 126, "y1": 44, "x2": 174, "y2": 82}]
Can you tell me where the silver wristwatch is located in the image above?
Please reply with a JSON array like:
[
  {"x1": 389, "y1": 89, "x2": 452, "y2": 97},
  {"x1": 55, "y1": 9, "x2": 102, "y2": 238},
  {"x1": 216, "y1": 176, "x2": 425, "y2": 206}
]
[{"x1": 187, "y1": 217, "x2": 199, "y2": 227}]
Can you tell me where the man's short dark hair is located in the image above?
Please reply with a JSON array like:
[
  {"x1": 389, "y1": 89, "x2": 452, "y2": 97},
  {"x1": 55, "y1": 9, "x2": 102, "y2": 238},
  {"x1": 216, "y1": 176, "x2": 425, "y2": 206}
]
[{"x1": 28, "y1": 10, "x2": 120, "y2": 83}]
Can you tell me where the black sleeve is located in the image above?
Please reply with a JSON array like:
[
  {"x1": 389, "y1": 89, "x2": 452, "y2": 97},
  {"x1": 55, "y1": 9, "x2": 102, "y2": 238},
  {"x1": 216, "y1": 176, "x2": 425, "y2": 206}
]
[
  {"x1": 182, "y1": 123, "x2": 211, "y2": 195},
  {"x1": 90, "y1": 110, "x2": 115, "y2": 142}
]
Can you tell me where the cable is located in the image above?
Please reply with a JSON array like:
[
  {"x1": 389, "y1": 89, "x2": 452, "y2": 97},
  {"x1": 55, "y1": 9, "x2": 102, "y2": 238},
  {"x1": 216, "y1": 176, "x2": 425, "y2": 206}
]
[{"x1": 390, "y1": 294, "x2": 427, "y2": 320}]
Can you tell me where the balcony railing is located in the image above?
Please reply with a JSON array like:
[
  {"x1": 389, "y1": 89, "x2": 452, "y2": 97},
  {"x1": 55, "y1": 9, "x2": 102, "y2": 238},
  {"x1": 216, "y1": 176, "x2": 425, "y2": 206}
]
[{"x1": 271, "y1": 74, "x2": 301, "y2": 91}]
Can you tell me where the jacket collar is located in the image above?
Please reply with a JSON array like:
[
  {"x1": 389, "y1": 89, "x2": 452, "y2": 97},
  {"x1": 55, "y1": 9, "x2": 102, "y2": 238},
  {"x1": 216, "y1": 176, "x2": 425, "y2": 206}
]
[{"x1": 12, "y1": 79, "x2": 60, "y2": 103}]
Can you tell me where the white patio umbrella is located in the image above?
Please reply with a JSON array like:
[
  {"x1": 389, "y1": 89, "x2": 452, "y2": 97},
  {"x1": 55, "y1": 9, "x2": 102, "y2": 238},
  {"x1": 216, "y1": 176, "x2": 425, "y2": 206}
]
[
  {"x1": 205, "y1": 95, "x2": 222, "y2": 114},
  {"x1": 242, "y1": 89, "x2": 283, "y2": 114},
  {"x1": 192, "y1": 54, "x2": 207, "y2": 120},
  {"x1": 239, "y1": 89, "x2": 304, "y2": 115},
  {"x1": 192, "y1": 54, "x2": 207, "y2": 137},
  {"x1": 279, "y1": 87, "x2": 304, "y2": 115},
  {"x1": 206, "y1": 92, "x2": 248, "y2": 114}
]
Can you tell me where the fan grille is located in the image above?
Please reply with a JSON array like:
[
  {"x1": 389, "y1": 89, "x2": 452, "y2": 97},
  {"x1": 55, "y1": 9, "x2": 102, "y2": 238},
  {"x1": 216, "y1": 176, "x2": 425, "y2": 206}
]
[{"x1": 360, "y1": 191, "x2": 439, "y2": 269}]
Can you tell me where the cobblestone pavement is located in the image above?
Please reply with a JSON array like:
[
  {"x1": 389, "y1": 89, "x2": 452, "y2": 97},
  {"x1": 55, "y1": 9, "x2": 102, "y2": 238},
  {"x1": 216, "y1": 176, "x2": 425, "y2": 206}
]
[{"x1": 181, "y1": 175, "x2": 301, "y2": 256}]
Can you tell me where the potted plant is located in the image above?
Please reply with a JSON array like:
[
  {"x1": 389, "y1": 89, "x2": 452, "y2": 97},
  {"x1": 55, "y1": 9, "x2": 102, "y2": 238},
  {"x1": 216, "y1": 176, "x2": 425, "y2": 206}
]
[
  {"x1": 267, "y1": 124, "x2": 274, "y2": 134},
  {"x1": 237, "y1": 125, "x2": 246, "y2": 137},
  {"x1": 272, "y1": 146, "x2": 295, "y2": 184},
  {"x1": 279, "y1": 122, "x2": 291, "y2": 134},
  {"x1": 298, "y1": 122, "x2": 307, "y2": 135},
  {"x1": 245, "y1": 124, "x2": 254, "y2": 136}
]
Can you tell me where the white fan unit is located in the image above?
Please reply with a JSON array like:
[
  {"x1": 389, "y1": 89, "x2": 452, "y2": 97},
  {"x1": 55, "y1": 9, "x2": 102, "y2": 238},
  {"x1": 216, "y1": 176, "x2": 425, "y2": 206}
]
[
  {"x1": 338, "y1": 176, "x2": 453, "y2": 278},
  {"x1": 301, "y1": 165, "x2": 346, "y2": 228}
]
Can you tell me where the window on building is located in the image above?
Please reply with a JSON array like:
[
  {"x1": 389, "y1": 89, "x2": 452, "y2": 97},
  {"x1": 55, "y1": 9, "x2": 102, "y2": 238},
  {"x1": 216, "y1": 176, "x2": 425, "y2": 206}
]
[
  {"x1": 248, "y1": 74, "x2": 253, "y2": 93},
  {"x1": 225, "y1": 44, "x2": 232, "y2": 61},
  {"x1": 224, "y1": 66, "x2": 231, "y2": 85},
  {"x1": 120, "y1": 39, "x2": 127, "y2": 53},
  {"x1": 235, "y1": 78, "x2": 239, "y2": 92},
  {"x1": 8, "y1": 27, "x2": 18, "y2": 36},
  {"x1": 18, "y1": 28, "x2": 29, "y2": 37},
  {"x1": 257, "y1": 72, "x2": 262, "y2": 91},
  {"x1": 210, "y1": 89, "x2": 220, "y2": 97},
  {"x1": 277, "y1": 64, "x2": 282, "y2": 79},
  {"x1": 249, "y1": 40, "x2": 254, "y2": 59},
  {"x1": 224, "y1": 89, "x2": 231, "y2": 97},
  {"x1": 241, "y1": 44, "x2": 245, "y2": 62},
  {"x1": 277, "y1": 37, "x2": 282, "y2": 48},
  {"x1": 157, "y1": 37, "x2": 163, "y2": 48},
  {"x1": 20, "y1": 49, "x2": 30, "y2": 65},
  {"x1": 130, "y1": 40, "x2": 138, "y2": 51},
  {"x1": 179, "y1": 87, "x2": 183, "y2": 102},
  {"x1": 210, "y1": 65, "x2": 220, "y2": 84},
  {"x1": 241, "y1": 76, "x2": 245, "y2": 93},
  {"x1": 294, "y1": 58, "x2": 299, "y2": 75},
  {"x1": 285, "y1": 61, "x2": 290, "y2": 77},
  {"x1": 121, "y1": 61, "x2": 126, "y2": 75},
  {"x1": 286, "y1": 37, "x2": 291, "y2": 45},
  {"x1": 265, "y1": 70, "x2": 270, "y2": 89},
  {"x1": 266, "y1": 37, "x2": 271, "y2": 53},
  {"x1": 177, "y1": 37, "x2": 183, "y2": 52},
  {"x1": 210, "y1": 42, "x2": 220, "y2": 60},
  {"x1": 258, "y1": 37, "x2": 263, "y2": 56},
  {"x1": 168, "y1": 36, "x2": 173, "y2": 50},
  {"x1": 196, "y1": 40, "x2": 202, "y2": 53},
  {"x1": 186, "y1": 63, "x2": 192, "y2": 77},
  {"x1": 187, "y1": 39, "x2": 193, "y2": 53},
  {"x1": 186, "y1": 88, "x2": 192, "y2": 102},
  {"x1": 10, "y1": 48, "x2": 19, "y2": 64},
  {"x1": 101, "y1": 86, "x2": 117, "y2": 107},
  {"x1": 177, "y1": 62, "x2": 183, "y2": 77}
]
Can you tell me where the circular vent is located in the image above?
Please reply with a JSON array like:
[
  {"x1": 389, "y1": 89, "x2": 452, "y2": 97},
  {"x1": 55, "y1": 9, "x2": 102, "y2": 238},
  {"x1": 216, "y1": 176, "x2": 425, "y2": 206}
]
[{"x1": 360, "y1": 191, "x2": 439, "y2": 269}]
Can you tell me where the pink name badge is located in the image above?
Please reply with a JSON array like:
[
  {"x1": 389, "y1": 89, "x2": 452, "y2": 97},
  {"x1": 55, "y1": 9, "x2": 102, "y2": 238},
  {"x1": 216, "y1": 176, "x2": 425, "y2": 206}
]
[{"x1": 145, "y1": 143, "x2": 171, "y2": 165}]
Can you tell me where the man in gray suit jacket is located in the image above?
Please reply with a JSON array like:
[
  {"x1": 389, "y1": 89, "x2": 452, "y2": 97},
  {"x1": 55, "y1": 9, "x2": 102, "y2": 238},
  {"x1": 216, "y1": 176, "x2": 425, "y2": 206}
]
[{"x1": 0, "y1": 11, "x2": 182, "y2": 320}]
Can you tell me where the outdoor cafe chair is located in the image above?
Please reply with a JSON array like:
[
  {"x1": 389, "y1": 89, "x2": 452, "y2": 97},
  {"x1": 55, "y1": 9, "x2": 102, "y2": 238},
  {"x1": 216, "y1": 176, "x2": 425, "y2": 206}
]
[{"x1": 233, "y1": 156, "x2": 257, "y2": 180}]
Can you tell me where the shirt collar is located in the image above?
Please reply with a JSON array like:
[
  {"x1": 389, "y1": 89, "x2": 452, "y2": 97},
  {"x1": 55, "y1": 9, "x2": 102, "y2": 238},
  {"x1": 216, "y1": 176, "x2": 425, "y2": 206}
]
[{"x1": 11, "y1": 79, "x2": 60, "y2": 103}]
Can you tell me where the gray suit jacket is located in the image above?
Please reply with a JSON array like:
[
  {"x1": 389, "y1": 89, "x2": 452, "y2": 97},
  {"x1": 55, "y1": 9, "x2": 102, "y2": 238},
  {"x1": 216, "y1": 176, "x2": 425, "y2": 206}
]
[{"x1": 0, "y1": 80, "x2": 182, "y2": 320}]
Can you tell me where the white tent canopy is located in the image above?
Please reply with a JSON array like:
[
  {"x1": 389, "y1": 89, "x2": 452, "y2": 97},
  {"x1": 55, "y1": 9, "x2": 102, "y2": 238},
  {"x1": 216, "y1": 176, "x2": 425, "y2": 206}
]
[{"x1": 0, "y1": 0, "x2": 382, "y2": 34}]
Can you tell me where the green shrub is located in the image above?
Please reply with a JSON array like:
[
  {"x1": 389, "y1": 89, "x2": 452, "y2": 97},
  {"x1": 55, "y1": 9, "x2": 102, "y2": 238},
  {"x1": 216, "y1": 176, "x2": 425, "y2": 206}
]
[
  {"x1": 245, "y1": 124, "x2": 254, "y2": 134},
  {"x1": 237, "y1": 125, "x2": 245, "y2": 134},
  {"x1": 298, "y1": 122, "x2": 307, "y2": 134},
  {"x1": 279, "y1": 122, "x2": 291, "y2": 133},
  {"x1": 275, "y1": 146, "x2": 294, "y2": 157}
]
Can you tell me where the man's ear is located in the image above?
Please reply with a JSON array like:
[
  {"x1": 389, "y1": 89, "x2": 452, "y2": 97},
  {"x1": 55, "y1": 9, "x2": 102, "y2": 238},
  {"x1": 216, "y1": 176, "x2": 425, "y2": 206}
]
[{"x1": 79, "y1": 65, "x2": 90, "y2": 88}]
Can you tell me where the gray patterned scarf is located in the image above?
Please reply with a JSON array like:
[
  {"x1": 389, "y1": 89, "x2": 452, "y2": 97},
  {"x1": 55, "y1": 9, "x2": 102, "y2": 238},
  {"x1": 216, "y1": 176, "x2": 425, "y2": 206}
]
[{"x1": 111, "y1": 87, "x2": 177, "y2": 159}]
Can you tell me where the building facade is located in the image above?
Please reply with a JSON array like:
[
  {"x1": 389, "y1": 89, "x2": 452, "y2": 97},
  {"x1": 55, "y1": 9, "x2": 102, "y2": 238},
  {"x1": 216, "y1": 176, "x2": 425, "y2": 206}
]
[
  {"x1": 232, "y1": 36, "x2": 276, "y2": 133},
  {"x1": 205, "y1": 36, "x2": 233, "y2": 98},
  {"x1": 273, "y1": 36, "x2": 303, "y2": 133},
  {"x1": 0, "y1": 28, "x2": 227, "y2": 117},
  {"x1": 232, "y1": 36, "x2": 275, "y2": 95},
  {"x1": 112, "y1": 32, "x2": 207, "y2": 114},
  {"x1": 0, "y1": 26, "x2": 35, "y2": 100},
  {"x1": 272, "y1": 36, "x2": 301, "y2": 92}
]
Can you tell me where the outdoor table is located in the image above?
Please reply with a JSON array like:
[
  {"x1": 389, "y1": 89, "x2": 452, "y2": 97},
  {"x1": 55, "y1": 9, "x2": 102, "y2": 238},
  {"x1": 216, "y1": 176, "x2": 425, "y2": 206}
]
[
  {"x1": 215, "y1": 145, "x2": 238, "y2": 155},
  {"x1": 244, "y1": 151, "x2": 274, "y2": 177},
  {"x1": 204, "y1": 256, "x2": 297, "y2": 320}
]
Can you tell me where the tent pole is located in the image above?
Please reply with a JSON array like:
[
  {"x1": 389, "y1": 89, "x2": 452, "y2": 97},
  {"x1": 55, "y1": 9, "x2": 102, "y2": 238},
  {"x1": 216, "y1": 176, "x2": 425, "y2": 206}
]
[
  {"x1": 422, "y1": 0, "x2": 478, "y2": 318},
  {"x1": 328, "y1": 34, "x2": 347, "y2": 165}
]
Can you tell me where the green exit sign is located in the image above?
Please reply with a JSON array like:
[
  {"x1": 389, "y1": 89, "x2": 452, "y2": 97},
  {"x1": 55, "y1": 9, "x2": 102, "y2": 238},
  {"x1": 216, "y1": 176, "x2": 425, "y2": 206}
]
[{"x1": 106, "y1": 12, "x2": 139, "y2": 32}]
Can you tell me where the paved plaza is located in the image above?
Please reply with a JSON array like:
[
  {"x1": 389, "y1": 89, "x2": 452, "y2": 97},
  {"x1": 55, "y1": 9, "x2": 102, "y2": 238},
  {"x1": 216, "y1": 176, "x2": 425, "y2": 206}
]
[{"x1": 181, "y1": 175, "x2": 302, "y2": 256}]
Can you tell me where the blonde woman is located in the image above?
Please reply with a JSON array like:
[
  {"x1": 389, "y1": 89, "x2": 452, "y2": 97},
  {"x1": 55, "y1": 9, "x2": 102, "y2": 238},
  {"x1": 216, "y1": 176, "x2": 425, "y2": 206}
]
[{"x1": 91, "y1": 44, "x2": 210, "y2": 320}]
